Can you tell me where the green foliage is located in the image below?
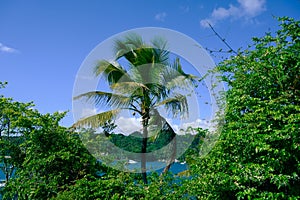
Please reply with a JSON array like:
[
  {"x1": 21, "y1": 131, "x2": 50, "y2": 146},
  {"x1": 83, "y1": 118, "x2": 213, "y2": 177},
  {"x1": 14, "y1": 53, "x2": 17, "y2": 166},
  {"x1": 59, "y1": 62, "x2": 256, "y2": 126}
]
[
  {"x1": 177, "y1": 127, "x2": 207, "y2": 163},
  {"x1": 0, "y1": 90, "x2": 103, "y2": 199},
  {"x1": 0, "y1": 95, "x2": 39, "y2": 183},
  {"x1": 53, "y1": 172, "x2": 190, "y2": 200},
  {"x1": 52, "y1": 173, "x2": 143, "y2": 200},
  {"x1": 186, "y1": 17, "x2": 300, "y2": 199},
  {"x1": 3, "y1": 16, "x2": 299, "y2": 200}
]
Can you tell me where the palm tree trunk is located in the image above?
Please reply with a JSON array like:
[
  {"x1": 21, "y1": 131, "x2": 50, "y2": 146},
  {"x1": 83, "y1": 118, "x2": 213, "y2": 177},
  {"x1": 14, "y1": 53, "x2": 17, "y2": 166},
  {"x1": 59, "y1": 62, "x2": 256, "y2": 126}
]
[
  {"x1": 162, "y1": 136, "x2": 176, "y2": 174},
  {"x1": 141, "y1": 124, "x2": 148, "y2": 184},
  {"x1": 141, "y1": 108, "x2": 149, "y2": 184}
]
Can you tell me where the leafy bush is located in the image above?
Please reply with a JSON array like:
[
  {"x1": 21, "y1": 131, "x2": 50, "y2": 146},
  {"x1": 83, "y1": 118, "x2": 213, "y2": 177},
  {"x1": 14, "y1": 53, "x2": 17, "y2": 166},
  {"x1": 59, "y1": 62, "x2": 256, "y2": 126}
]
[
  {"x1": 2, "y1": 111, "x2": 102, "y2": 199},
  {"x1": 186, "y1": 17, "x2": 300, "y2": 199}
]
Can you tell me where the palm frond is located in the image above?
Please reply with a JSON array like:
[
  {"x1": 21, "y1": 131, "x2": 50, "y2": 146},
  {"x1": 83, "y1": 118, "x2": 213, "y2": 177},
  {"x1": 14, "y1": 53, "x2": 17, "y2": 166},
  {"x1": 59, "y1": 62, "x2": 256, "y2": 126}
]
[
  {"x1": 114, "y1": 33, "x2": 170, "y2": 67},
  {"x1": 151, "y1": 36, "x2": 168, "y2": 52},
  {"x1": 73, "y1": 109, "x2": 120, "y2": 128},
  {"x1": 165, "y1": 75, "x2": 191, "y2": 91},
  {"x1": 94, "y1": 60, "x2": 130, "y2": 84},
  {"x1": 129, "y1": 62, "x2": 160, "y2": 84},
  {"x1": 171, "y1": 58, "x2": 198, "y2": 86},
  {"x1": 155, "y1": 94, "x2": 189, "y2": 119},
  {"x1": 110, "y1": 81, "x2": 148, "y2": 95},
  {"x1": 151, "y1": 36, "x2": 170, "y2": 65},
  {"x1": 143, "y1": 63, "x2": 186, "y2": 100},
  {"x1": 155, "y1": 58, "x2": 198, "y2": 92},
  {"x1": 73, "y1": 91, "x2": 131, "y2": 108},
  {"x1": 114, "y1": 33, "x2": 145, "y2": 61},
  {"x1": 147, "y1": 83, "x2": 167, "y2": 102},
  {"x1": 124, "y1": 33, "x2": 144, "y2": 48}
]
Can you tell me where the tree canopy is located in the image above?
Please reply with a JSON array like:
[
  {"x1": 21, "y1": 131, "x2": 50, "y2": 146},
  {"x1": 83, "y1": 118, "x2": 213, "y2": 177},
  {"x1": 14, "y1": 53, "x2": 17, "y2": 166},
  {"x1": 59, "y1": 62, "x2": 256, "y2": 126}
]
[{"x1": 185, "y1": 17, "x2": 300, "y2": 199}]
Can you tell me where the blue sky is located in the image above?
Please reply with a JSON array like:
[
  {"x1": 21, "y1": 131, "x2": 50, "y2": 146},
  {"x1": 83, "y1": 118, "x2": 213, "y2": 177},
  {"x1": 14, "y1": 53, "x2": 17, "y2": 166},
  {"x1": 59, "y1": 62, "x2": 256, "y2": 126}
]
[{"x1": 0, "y1": 0, "x2": 299, "y2": 127}]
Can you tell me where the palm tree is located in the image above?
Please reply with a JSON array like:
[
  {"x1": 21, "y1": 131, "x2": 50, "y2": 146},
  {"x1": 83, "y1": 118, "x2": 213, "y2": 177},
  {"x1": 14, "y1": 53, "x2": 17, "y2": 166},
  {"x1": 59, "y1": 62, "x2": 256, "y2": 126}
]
[{"x1": 73, "y1": 33, "x2": 197, "y2": 184}]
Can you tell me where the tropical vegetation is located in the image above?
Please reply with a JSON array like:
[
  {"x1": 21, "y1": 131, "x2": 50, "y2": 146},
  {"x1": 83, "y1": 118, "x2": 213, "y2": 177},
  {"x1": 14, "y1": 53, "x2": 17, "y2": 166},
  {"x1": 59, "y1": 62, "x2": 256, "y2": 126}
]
[{"x1": 0, "y1": 17, "x2": 299, "y2": 199}]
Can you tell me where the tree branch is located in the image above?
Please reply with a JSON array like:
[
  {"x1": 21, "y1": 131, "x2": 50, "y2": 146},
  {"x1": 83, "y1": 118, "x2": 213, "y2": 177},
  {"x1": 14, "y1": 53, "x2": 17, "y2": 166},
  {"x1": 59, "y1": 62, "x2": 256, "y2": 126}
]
[{"x1": 207, "y1": 23, "x2": 238, "y2": 55}]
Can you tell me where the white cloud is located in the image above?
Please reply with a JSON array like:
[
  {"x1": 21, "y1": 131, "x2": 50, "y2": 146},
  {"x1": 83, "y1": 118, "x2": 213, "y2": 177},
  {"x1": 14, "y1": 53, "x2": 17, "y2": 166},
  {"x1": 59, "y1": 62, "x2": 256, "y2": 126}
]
[
  {"x1": 238, "y1": 0, "x2": 266, "y2": 17},
  {"x1": 178, "y1": 119, "x2": 212, "y2": 134},
  {"x1": 115, "y1": 116, "x2": 142, "y2": 135},
  {"x1": 165, "y1": 118, "x2": 212, "y2": 135},
  {"x1": 212, "y1": 5, "x2": 240, "y2": 19},
  {"x1": 200, "y1": 0, "x2": 266, "y2": 28},
  {"x1": 0, "y1": 43, "x2": 18, "y2": 53},
  {"x1": 155, "y1": 12, "x2": 167, "y2": 22},
  {"x1": 113, "y1": 116, "x2": 213, "y2": 136}
]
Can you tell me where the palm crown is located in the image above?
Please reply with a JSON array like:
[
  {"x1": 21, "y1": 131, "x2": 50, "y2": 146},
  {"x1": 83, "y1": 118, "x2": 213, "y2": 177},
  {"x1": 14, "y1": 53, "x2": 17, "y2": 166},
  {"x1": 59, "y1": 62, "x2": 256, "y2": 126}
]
[
  {"x1": 73, "y1": 33, "x2": 198, "y2": 183},
  {"x1": 74, "y1": 33, "x2": 197, "y2": 128}
]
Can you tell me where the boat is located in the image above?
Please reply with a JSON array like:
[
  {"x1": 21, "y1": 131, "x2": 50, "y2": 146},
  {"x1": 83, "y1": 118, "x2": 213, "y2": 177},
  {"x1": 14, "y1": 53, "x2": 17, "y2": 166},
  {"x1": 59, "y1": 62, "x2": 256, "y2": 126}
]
[{"x1": 128, "y1": 160, "x2": 138, "y2": 164}]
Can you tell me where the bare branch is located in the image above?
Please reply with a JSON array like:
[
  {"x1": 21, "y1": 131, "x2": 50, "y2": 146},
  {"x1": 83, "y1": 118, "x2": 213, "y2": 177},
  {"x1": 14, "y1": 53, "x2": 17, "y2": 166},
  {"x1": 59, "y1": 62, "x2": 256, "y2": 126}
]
[{"x1": 207, "y1": 23, "x2": 238, "y2": 55}]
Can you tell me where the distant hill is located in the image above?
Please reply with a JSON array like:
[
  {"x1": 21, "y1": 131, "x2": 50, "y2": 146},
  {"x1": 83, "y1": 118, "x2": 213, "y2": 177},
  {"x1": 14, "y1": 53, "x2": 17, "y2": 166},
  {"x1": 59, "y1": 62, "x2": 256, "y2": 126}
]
[{"x1": 108, "y1": 129, "x2": 205, "y2": 161}]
